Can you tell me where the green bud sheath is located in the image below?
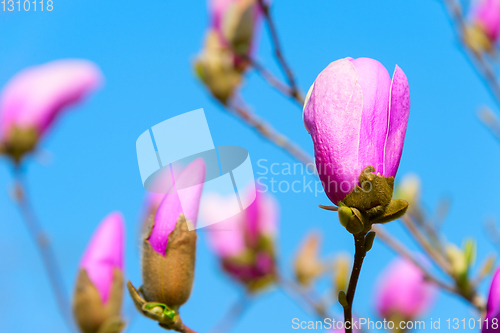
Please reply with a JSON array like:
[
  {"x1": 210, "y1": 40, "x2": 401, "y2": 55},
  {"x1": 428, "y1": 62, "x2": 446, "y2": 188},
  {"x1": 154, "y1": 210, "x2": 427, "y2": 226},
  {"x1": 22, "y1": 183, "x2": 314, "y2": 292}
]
[{"x1": 338, "y1": 206, "x2": 354, "y2": 228}]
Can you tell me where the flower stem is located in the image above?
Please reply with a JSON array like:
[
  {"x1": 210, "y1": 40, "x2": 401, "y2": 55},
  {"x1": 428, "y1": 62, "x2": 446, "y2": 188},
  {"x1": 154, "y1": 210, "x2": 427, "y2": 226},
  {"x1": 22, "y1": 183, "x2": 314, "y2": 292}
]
[
  {"x1": 209, "y1": 293, "x2": 250, "y2": 333},
  {"x1": 12, "y1": 166, "x2": 76, "y2": 332},
  {"x1": 342, "y1": 233, "x2": 368, "y2": 333}
]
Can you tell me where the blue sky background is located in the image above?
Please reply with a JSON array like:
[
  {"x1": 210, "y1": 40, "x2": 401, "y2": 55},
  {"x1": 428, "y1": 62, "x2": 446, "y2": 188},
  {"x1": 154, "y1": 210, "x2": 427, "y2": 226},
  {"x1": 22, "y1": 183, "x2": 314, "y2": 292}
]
[{"x1": 1, "y1": 0, "x2": 499, "y2": 332}]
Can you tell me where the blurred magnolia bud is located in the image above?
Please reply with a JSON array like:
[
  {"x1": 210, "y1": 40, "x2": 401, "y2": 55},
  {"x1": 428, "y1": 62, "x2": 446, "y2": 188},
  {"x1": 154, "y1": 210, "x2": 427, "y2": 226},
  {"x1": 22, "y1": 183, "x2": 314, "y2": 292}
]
[
  {"x1": 466, "y1": 0, "x2": 500, "y2": 54},
  {"x1": 446, "y1": 244, "x2": 468, "y2": 281},
  {"x1": 194, "y1": 30, "x2": 244, "y2": 104},
  {"x1": 375, "y1": 257, "x2": 436, "y2": 322},
  {"x1": 205, "y1": 187, "x2": 278, "y2": 292},
  {"x1": 395, "y1": 173, "x2": 421, "y2": 209},
  {"x1": 73, "y1": 212, "x2": 125, "y2": 333},
  {"x1": 140, "y1": 159, "x2": 206, "y2": 308},
  {"x1": 483, "y1": 266, "x2": 500, "y2": 333},
  {"x1": 211, "y1": 0, "x2": 263, "y2": 61},
  {"x1": 293, "y1": 232, "x2": 325, "y2": 287},
  {"x1": 0, "y1": 59, "x2": 102, "y2": 163},
  {"x1": 332, "y1": 253, "x2": 351, "y2": 298}
]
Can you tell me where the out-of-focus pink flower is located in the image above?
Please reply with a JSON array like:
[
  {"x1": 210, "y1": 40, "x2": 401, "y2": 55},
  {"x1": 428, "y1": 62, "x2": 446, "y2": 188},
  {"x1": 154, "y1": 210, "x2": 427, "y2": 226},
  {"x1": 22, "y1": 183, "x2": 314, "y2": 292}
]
[
  {"x1": 303, "y1": 57, "x2": 410, "y2": 205},
  {"x1": 483, "y1": 267, "x2": 500, "y2": 333},
  {"x1": 80, "y1": 212, "x2": 125, "y2": 304},
  {"x1": 0, "y1": 59, "x2": 102, "y2": 141},
  {"x1": 472, "y1": 0, "x2": 500, "y2": 42},
  {"x1": 205, "y1": 188, "x2": 278, "y2": 290},
  {"x1": 210, "y1": 0, "x2": 263, "y2": 57},
  {"x1": 375, "y1": 257, "x2": 436, "y2": 321},
  {"x1": 148, "y1": 159, "x2": 206, "y2": 255}
]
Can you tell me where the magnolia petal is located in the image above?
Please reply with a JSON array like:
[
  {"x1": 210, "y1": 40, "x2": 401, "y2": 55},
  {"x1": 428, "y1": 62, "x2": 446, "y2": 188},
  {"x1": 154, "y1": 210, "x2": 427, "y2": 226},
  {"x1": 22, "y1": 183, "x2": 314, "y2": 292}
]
[
  {"x1": 350, "y1": 57, "x2": 391, "y2": 174},
  {"x1": 148, "y1": 159, "x2": 206, "y2": 255},
  {"x1": 375, "y1": 257, "x2": 435, "y2": 320},
  {"x1": 0, "y1": 59, "x2": 102, "y2": 139},
  {"x1": 303, "y1": 58, "x2": 363, "y2": 204},
  {"x1": 204, "y1": 193, "x2": 246, "y2": 257},
  {"x1": 484, "y1": 268, "x2": 500, "y2": 332},
  {"x1": 472, "y1": 0, "x2": 500, "y2": 41},
  {"x1": 383, "y1": 65, "x2": 410, "y2": 177},
  {"x1": 80, "y1": 212, "x2": 125, "y2": 304}
]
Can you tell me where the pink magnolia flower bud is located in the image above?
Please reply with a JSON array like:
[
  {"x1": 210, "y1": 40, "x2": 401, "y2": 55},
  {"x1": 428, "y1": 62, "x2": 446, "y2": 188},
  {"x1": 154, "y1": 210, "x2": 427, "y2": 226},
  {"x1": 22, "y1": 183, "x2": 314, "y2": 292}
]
[
  {"x1": 79, "y1": 212, "x2": 125, "y2": 303},
  {"x1": 0, "y1": 59, "x2": 102, "y2": 161},
  {"x1": 303, "y1": 57, "x2": 410, "y2": 205},
  {"x1": 472, "y1": 0, "x2": 500, "y2": 42},
  {"x1": 210, "y1": 0, "x2": 263, "y2": 59},
  {"x1": 205, "y1": 188, "x2": 278, "y2": 291},
  {"x1": 73, "y1": 212, "x2": 125, "y2": 333},
  {"x1": 375, "y1": 258, "x2": 436, "y2": 321},
  {"x1": 483, "y1": 267, "x2": 500, "y2": 333},
  {"x1": 140, "y1": 158, "x2": 206, "y2": 308}
]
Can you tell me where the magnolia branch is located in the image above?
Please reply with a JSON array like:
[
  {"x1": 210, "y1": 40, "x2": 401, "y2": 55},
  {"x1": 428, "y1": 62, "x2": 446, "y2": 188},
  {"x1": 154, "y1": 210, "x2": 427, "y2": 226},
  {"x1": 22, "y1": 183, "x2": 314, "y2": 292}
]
[
  {"x1": 373, "y1": 224, "x2": 485, "y2": 312},
  {"x1": 227, "y1": 100, "x2": 315, "y2": 171},
  {"x1": 12, "y1": 167, "x2": 76, "y2": 332},
  {"x1": 277, "y1": 275, "x2": 332, "y2": 320},
  {"x1": 256, "y1": 0, "x2": 305, "y2": 105},
  {"x1": 209, "y1": 294, "x2": 251, "y2": 333},
  {"x1": 442, "y1": 0, "x2": 500, "y2": 109}
]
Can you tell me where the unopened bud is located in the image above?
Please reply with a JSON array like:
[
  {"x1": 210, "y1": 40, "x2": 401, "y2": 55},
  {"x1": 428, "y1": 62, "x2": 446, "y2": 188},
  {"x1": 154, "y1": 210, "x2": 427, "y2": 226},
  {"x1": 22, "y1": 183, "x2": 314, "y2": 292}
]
[
  {"x1": 141, "y1": 214, "x2": 197, "y2": 308},
  {"x1": 293, "y1": 232, "x2": 324, "y2": 286}
]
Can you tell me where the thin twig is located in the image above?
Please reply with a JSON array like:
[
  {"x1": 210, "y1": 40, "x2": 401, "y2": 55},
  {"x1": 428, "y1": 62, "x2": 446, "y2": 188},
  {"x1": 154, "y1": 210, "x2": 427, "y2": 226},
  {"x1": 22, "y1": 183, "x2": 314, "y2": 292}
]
[
  {"x1": 257, "y1": 0, "x2": 304, "y2": 105},
  {"x1": 478, "y1": 106, "x2": 500, "y2": 141},
  {"x1": 372, "y1": 224, "x2": 485, "y2": 312},
  {"x1": 227, "y1": 100, "x2": 315, "y2": 172},
  {"x1": 12, "y1": 166, "x2": 76, "y2": 332},
  {"x1": 442, "y1": 0, "x2": 500, "y2": 106},
  {"x1": 277, "y1": 275, "x2": 331, "y2": 320},
  {"x1": 245, "y1": 56, "x2": 302, "y2": 104},
  {"x1": 401, "y1": 214, "x2": 453, "y2": 275},
  {"x1": 372, "y1": 225, "x2": 455, "y2": 293},
  {"x1": 209, "y1": 294, "x2": 251, "y2": 333}
]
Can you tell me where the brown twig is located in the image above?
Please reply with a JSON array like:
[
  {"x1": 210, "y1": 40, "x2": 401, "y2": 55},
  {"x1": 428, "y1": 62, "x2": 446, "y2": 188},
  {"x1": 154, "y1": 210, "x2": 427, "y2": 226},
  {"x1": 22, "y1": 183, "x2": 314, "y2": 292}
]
[
  {"x1": 478, "y1": 106, "x2": 500, "y2": 141},
  {"x1": 442, "y1": 0, "x2": 500, "y2": 106},
  {"x1": 227, "y1": 100, "x2": 315, "y2": 172},
  {"x1": 11, "y1": 166, "x2": 76, "y2": 332},
  {"x1": 209, "y1": 293, "x2": 251, "y2": 333},
  {"x1": 372, "y1": 224, "x2": 485, "y2": 312},
  {"x1": 277, "y1": 275, "x2": 331, "y2": 320},
  {"x1": 245, "y1": 56, "x2": 302, "y2": 104},
  {"x1": 372, "y1": 225, "x2": 455, "y2": 293},
  {"x1": 401, "y1": 214, "x2": 453, "y2": 275},
  {"x1": 257, "y1": 0, "x2": 304, "y2": 105}
]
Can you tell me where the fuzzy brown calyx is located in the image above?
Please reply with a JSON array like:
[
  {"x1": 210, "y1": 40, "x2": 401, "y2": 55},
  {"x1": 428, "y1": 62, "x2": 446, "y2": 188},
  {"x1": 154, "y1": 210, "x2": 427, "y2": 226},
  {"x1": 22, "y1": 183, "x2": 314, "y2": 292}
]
[
  {"x1": 339, "y1": 166, "x2": 409, "y2": 234},
  {"x1": 72, "y1": 268, "x2": 125, "y2": 333},
  {"x1": 0, "y1": 126, "x2": 39, "y2": 164},
  {"x1": 141, "y1": 214, "x2": 197, "y2": 308}
]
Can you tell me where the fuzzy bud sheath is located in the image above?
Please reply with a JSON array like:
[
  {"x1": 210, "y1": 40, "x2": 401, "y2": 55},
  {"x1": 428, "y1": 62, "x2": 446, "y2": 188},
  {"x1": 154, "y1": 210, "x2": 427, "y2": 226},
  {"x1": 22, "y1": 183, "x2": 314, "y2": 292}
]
[
  {"x1": 73, "y1": 212, "x2": 125, "y2": 333},
  {"x1": 127, "y1": 158, "x2": 206, "y2": 331},
  {"x1": 0, "y1": 59, "x2": 102, "y2": 163}
]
